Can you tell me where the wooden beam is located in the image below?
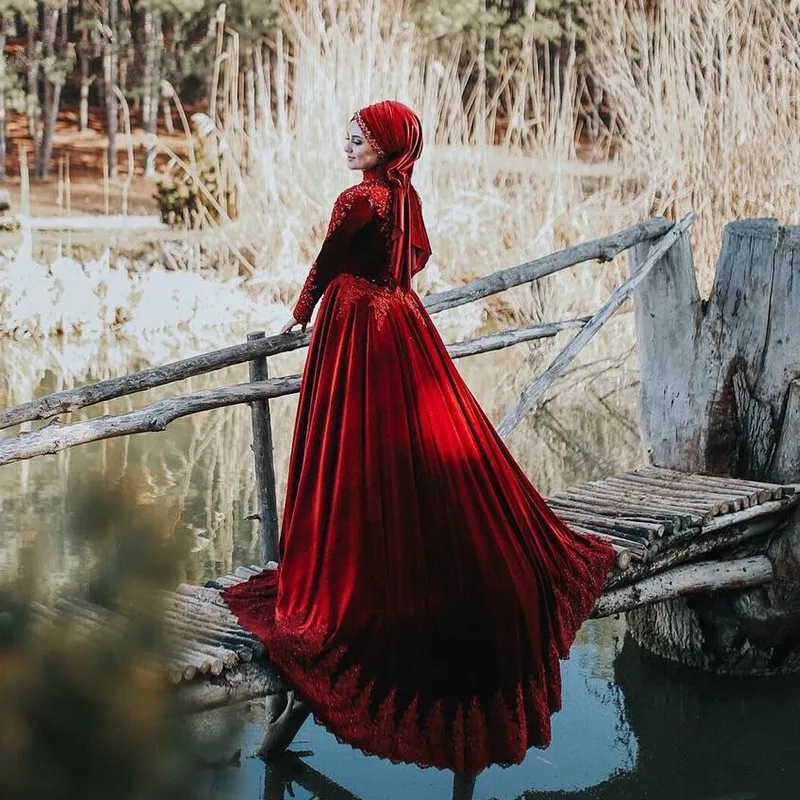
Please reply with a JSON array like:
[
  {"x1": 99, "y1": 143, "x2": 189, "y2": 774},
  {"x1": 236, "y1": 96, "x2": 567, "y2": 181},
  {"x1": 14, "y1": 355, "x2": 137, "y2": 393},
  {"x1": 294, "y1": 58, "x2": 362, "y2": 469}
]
[
  {"x1": 605, "y1": 496, "x2": 798, "y2": 589},
  {"x1": 592, "y1": 555, "x2": 773, "y2": 618},
  {"x1": 0, "y1": 218, "x2": 671, "y2": 431},
  {"x1": 0, "y1": 379, "x2": 302, "y2": 466},
  {"x1": 247, "y1": 332, "x2": 279, "y2": 564},
  {"x1": 0, "y1": 330, "x2": 311, "y2": 431},
  {"x1": 0, "y1": 318, "x2": 593, "y2": 466},
  {"x1": 176, "y1": 661, "x2": 287, "y2": 712},
  {"x1": 422, "y1": 217, "x2": 673, "y2": 314},
  {"x1": 496, "y1": 212, "x2": 696, "y2": 439}
]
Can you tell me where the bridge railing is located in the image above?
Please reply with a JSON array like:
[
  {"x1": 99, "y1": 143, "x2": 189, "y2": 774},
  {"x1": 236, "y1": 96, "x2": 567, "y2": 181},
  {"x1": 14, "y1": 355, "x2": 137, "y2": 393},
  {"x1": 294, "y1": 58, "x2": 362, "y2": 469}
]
[{"x1": 0, "y1": 215, "x2": 693, "y2": 561}]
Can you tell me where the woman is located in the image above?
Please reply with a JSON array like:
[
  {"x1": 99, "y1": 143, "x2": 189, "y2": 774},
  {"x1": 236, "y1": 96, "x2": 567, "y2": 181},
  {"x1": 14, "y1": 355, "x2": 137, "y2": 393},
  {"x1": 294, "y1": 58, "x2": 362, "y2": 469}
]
[{"x1": 223, "y1": 100, "x2": 615, "y2": 774}]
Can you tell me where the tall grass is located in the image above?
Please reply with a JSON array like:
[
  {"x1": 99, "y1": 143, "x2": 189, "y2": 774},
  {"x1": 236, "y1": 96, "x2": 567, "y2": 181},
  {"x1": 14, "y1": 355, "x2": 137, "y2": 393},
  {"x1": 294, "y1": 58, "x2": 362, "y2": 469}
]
[
  {"x1": 188, "y1": 0, "x2": 616, "y2": 334},
  {"x1": 588, "y1": 0, "x2": 800, "y2": 289}
]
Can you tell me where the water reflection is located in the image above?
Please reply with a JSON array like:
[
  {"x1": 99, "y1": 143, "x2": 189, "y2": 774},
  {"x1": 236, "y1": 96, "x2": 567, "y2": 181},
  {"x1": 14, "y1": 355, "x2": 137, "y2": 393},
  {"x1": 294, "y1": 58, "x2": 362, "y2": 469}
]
[
  {"x1": 264, "y1": 752, "x2": 367, "y2": 800},
  {"x1": 529, "y1": 634, "x2": 800, "y2": 800},
  {"x1": 263, "y1": 754, "x2": 480, "y2": 800},
  {"x1": 216, "y1": 626, "x2": 800, "y2": 800}
]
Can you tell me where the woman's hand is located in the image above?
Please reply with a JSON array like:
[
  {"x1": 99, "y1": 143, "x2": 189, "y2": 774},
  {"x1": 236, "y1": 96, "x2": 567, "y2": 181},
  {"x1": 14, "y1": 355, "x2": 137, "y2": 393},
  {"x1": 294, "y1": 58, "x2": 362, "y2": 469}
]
[{"x1": 280, "y1": 316, "x2": 308, "y2": 335}]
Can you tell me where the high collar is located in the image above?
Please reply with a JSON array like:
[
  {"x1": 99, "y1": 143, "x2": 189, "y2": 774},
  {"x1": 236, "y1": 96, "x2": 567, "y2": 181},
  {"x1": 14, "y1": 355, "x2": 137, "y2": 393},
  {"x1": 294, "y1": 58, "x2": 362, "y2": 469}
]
[{"x1": 361, "y1": 163, "x2": 390, "y2": 184}]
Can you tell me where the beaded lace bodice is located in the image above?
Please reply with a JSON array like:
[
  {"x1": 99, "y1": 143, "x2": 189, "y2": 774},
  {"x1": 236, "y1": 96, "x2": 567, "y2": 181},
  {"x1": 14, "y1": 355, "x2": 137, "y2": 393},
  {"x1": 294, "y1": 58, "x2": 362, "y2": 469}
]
[{"x1": 293, "y1": 168, "x2": 395, "y2": 324}]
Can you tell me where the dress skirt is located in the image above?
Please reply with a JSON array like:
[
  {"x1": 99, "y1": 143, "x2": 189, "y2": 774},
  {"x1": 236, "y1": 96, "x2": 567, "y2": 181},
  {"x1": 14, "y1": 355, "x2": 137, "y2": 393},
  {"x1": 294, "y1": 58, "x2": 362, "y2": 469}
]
[{"x1": 223, "y1": 271, "x2": 615, "y2": 773}]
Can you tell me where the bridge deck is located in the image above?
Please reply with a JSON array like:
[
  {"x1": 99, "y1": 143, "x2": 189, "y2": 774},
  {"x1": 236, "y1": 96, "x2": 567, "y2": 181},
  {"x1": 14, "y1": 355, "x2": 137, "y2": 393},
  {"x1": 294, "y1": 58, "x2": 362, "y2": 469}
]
[{"x1": 48, "y1": 467, "x2": 800, "y2": 710}]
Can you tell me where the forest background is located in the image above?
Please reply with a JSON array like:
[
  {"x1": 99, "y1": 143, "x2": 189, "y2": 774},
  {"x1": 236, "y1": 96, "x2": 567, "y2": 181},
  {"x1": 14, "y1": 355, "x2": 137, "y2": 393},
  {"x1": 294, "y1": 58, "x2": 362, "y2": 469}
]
[
  {"x1": 0, "y1": 0, "x2": 797, "y2": 284},
  {"x1": 1, "y1": 3, "x2": 799, "y2": 794}
]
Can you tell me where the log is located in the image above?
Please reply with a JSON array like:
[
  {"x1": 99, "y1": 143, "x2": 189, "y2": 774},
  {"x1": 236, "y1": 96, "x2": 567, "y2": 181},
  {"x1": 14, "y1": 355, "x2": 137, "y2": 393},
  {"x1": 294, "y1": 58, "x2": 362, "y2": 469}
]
[
  {"x1": 160, "y1": 605, "x2": 263, "y2": 658},
  {"x1": 422, "y1": 217, "x2": 672, "y2": 314},
  {"x1": 548, "y1": 495, "x2": 671, "y2": 534},
  {"x1": 599, "y1": 475, "x2": 747, "y2": 512},
  {"x1": 635, "y1": 466, "x2": 792, "y2": 501},
  {"x1": 497, "y1": 213, "x2": 696, "y2": 439},
  {"x1": 167, "y1": 641, "x2": 228, "y2": 675},
  {"x1": 580, "y1": 484, "x2": 723, "y2": 520},
  {"x1": 581, "y1": 481, "x2": 716, "y2": 516},
  {"x1": 0, "y1": 319, "x2": 605, "y2": 465},
  {"x1": 0, "y1": 331, "x2": 311, "y2": 430},
  {"x1": 592, "y1": 556, "x2": 774, "y2": 618},
  {"x1": 176, "y1": 662, "x2": 287, "y2": 712},
  {"x1": 173, "y1": 584, "x2": 227, "y2": 606},
  {"x1": 566, "y1": 526, "x2": 642, "y2": 566},
  {"x1": 700, "y1": 498, "x2": 799, "y2": 534},
  {"x1": 234, "y1": 566, "x2": 261, "y2": 578},
  {"x1": 161, "y1": 613, "x2": 242, "y2": 666},
  {"x1": 549, "y1": 507, "x2": 653, "y2": 547},
  {"x1": 0, "y1": 218, "x2": 670, "y2": 431},
  {"x1": 0, "y1": 379, "x2": 301, "y2": 466},
  {"x1": 445, "y1": 316, "x2": 589, "y2": 358},
  {"x1": 605, "y1": 505, "x2": 792, "y2": 589},
  {"x1": 552, "y1": 485, "x2": 699, "y2": 529},
  {"x1": 258, "y1": 691, "x2": 311, "y2": 760}
]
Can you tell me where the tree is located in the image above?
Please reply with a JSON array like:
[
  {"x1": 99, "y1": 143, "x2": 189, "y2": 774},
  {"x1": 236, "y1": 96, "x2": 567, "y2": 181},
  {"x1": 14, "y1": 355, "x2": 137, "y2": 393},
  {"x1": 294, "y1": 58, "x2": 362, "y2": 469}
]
[
  {"x1": 0, "y1": 2, "x2": 36, "y2": 181},
  {"x1": 104, "y1": 0, "x2": 118, "y2": 178},
  {"x1": 33, "y1": 0, "x2": 73, "y2": 177}
]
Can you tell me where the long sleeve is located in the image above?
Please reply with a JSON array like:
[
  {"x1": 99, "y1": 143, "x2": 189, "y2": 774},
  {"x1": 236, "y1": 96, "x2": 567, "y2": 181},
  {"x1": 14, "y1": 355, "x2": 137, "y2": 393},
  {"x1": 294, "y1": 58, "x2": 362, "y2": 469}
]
[{"x1": 293, "y1": 190, "x2": 376, "y2": 324}]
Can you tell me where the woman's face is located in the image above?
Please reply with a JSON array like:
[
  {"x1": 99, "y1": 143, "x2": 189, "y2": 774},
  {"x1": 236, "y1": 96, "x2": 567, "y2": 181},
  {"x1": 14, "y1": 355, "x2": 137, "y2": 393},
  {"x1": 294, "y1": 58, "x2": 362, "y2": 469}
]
[{"x1": 344, "y1": 118, "x2": 380, "y2": 171}]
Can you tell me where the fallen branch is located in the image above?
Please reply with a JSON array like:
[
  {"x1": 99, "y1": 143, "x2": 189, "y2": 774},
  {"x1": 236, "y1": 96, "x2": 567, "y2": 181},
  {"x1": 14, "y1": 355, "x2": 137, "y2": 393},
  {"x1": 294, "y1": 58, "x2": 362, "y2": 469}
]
[
  {"x1": 423, "y1": 217, "x2": 672, "y2": 314},
  {"x1": 592, "y1": 555, "x2": 773, "y2": 618}
]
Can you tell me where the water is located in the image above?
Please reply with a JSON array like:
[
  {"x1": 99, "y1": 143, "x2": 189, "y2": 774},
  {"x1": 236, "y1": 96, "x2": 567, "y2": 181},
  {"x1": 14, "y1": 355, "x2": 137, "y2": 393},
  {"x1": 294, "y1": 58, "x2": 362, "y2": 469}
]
[
  {"x1": 3, "y1": 323, "x2": 798, "y2": 798},
  {"x1": 194, "y1": 624, "x2": 800, "y2": 799}
]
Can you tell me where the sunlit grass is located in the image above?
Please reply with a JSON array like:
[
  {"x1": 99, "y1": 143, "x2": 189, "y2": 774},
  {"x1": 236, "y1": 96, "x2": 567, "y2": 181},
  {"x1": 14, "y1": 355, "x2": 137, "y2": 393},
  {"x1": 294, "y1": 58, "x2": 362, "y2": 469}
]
[{"x1": 587, "y1": 0, "x2": 800, "y2": 291}]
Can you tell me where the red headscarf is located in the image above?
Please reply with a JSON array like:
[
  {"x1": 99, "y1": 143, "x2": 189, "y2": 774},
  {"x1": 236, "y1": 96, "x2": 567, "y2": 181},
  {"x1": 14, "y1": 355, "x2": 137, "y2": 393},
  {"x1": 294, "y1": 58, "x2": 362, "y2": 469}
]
[{"x1": 352, "y1": 100, "x2": 432, "y2": 290}]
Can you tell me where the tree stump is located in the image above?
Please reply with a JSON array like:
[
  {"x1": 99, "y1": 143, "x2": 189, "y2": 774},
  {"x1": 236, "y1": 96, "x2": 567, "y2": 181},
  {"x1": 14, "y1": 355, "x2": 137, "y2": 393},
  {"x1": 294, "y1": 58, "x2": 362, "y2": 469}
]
[{"x1": 628, "y1": 218, "x2": 800, "y2": 674}]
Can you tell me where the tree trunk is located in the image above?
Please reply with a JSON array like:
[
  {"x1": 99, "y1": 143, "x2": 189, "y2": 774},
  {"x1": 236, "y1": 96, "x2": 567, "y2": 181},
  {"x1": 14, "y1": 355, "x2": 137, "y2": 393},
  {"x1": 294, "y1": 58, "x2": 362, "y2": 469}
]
[
  {"x1": 628, "y1": 218, "x2": 800, "y2": 673},
  {"x1": 142, "y1": 12, "x2": 161, "y2": 177},
  {"x1": 26, "y1": 24, "x2": 38, "y2": 139},
  {"x1": 141, "y1": 10, "x2": 154, "y2": 131},
  {"x1": 79, "y1": 46, "x2": 90, "y2": 132},
  {"x1": 0, "y1": 31, "x2": 6, "y2": 182},
  {"x1": 34, "y1": 3, "x2": 67, "y2": 178},
  {"x1": 105, "y1": 0, "x2": 119, "y2": 179},
  {"x1": 245, "y1": 60, "x2": 256, "y2": 173},
  {"x1": 38, "y1": 82, "x2": 61, "y2": 178}
]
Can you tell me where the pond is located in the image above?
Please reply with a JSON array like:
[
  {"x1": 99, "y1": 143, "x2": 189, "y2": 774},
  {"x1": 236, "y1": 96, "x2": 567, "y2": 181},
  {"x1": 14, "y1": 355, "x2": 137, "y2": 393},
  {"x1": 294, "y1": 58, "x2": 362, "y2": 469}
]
[{"x1": 1, "y1": 316, "x2": 798, "y2": 799}]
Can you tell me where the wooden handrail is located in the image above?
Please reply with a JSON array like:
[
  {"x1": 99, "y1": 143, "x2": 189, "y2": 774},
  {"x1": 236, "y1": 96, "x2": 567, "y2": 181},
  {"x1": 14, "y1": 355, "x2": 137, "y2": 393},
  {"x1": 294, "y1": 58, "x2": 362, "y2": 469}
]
[
  {"x1": 496, "y1": 213, "x2": 696, "y2": 439},
  {"x1": 423, "y1": 217, "x2": 672, "y2": 314},
  {"x1": 0, "y1": 218, "x2": 669, "y2": 431},
  {"x1": 0, "y1": 316, "x2": 590, "y2": 465}
]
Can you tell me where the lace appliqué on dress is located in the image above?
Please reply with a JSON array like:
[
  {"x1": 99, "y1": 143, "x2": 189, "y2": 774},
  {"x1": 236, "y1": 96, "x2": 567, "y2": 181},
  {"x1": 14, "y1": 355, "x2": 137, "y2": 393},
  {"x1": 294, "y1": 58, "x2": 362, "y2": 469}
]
[
  {"x1": 294, "y1": 183, "x2": 391, "y2": 324},
  {"x1": 294, "y1": 263, "x2": 320, "y2": 324},
  {"x1": 332, "y1": 271, "x2": 427, "y2": 332}
]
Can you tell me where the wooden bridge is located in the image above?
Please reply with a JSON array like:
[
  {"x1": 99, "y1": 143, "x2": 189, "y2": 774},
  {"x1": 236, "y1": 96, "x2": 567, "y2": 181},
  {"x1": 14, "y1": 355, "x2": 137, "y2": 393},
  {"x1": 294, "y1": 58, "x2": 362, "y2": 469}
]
[
  {"x1": 38, "y1": 464, "x2": 797, "y2": 713},
  {"x1": 3, "y1": 211, "x2": 800, "y2": 712}
]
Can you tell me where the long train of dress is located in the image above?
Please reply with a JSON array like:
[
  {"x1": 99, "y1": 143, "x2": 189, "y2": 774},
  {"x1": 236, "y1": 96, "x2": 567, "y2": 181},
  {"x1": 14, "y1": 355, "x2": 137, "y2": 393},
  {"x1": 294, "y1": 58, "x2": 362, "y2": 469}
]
[{"x1": 223, "y1": 176, "x2": 615, "y2": 773}]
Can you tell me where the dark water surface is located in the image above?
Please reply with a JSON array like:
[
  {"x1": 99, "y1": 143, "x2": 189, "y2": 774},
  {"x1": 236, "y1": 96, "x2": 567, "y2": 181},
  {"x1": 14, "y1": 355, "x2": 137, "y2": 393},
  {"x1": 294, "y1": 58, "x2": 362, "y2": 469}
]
[{"x1": 199, "y1": 627, "x2": 800, "y2": 800}]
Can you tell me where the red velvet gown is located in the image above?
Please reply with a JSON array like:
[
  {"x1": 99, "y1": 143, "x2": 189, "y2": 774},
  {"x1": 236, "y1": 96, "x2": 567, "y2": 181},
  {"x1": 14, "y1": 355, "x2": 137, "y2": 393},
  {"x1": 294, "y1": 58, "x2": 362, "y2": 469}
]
[{"x1": 222, "y1": 168, "x2": 615, "y2": 773}]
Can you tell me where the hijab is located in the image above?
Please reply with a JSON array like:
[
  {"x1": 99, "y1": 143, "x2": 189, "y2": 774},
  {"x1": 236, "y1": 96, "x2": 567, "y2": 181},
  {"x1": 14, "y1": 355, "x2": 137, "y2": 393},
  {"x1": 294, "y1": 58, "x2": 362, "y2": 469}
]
[{"x1": 352, "y1": 100, "x2": 432, "y2": 290}]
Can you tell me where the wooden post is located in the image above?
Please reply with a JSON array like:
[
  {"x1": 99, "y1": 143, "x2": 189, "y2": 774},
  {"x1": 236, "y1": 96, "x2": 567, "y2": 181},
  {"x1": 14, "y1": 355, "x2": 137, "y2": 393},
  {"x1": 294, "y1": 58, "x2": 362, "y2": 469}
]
[
  {"x1": 626, "y1": 217, "x2": 800, "y2": 675},
  {"x1": 247, "y1": 332, "x2": 279, "y2": 563}
]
